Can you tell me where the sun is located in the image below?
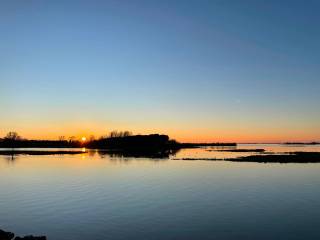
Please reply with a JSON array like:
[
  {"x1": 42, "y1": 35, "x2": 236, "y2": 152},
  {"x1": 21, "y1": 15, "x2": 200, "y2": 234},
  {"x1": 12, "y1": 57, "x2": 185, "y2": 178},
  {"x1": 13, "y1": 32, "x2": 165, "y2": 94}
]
[{"x1": 81, "y1": 137, "x2": 86, "y2": 142}]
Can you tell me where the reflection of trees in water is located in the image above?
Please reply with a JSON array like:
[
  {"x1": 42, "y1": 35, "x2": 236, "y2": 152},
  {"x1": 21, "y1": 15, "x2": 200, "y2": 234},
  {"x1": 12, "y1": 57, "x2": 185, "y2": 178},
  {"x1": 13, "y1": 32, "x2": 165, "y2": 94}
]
[
  {"x1": 96, "y1": 148, "x2": 181, "y2": 160},
  {"x1": 0, "y1": 148, "x2": 181, "y2": 164},
  {"x1": 87, "y1": 150, "x2": 96, "y2": 157},
  {"x1": 3, "y1": 154, "x2": 18, "y2": 164}
]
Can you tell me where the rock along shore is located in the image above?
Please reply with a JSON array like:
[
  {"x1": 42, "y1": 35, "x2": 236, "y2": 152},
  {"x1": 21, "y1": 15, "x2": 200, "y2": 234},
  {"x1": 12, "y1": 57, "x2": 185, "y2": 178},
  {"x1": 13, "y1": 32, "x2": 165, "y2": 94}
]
[{"x1": 0, "y1": 229, "x2": 46, "y2": 240}]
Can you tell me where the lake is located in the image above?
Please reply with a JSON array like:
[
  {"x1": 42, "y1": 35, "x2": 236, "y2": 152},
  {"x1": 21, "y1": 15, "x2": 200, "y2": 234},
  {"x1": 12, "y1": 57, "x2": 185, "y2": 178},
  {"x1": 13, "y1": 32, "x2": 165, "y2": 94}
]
[{"x1": 1, "y1": 144, "x2": 320, "y2": 240}]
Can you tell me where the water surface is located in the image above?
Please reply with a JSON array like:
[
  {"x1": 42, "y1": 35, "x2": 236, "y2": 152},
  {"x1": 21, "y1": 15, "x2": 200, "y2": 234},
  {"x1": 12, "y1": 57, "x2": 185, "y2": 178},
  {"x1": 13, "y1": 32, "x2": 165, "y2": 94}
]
[{"x1": 1, "y1": 144, "x2": 320, "y2": 240}]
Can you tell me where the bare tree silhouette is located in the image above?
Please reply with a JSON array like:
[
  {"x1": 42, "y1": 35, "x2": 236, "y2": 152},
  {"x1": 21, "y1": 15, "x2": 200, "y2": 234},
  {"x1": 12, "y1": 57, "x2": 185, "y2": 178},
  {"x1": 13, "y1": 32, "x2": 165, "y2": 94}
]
[
  {"x1": 69, "y1": 136, "x2": 76, "y2": 142},
  {"x1": 108, "y1": 130, "x2": 132, "y2": 138},
  {"x1": 4, "y1": 132, "x2": 21, "y2": 141},
  {"x1": 89, "y1": 135, "x2": 95, "y2": 142},
  {"x1": 58, "y1": 136, "x2": 65, "y2": 141},
  {"x1": 4, "y1": 132, "x2": 21, "y2": 149}
]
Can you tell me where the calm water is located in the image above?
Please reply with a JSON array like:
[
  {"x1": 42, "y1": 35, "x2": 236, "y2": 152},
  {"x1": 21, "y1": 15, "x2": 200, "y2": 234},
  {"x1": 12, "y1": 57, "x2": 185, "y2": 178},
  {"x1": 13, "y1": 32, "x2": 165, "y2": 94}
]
[{"x1": 1, "y1": 144, "x2": 320, "y2": 240}]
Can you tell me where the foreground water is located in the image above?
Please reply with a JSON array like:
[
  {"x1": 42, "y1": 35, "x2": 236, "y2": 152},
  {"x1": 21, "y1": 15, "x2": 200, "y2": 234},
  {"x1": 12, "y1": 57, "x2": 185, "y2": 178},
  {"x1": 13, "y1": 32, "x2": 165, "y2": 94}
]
[{"x1": 1, "y1": 144, "x2": 320, "y2": 240}]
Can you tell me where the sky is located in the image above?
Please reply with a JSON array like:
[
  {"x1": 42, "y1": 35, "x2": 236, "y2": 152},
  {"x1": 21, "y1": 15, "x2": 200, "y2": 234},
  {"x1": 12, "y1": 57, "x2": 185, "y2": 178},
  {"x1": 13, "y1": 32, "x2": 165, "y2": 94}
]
[{"x1": 1, "y1": 0, "x2": 320, "y2": 142}]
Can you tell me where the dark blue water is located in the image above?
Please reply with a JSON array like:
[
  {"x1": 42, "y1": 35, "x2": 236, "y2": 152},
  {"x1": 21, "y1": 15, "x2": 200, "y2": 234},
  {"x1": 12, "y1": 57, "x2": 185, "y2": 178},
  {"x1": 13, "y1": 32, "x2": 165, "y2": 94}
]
[{"x1": 1, "y1": 145, "x2": 320, "y2": 240}]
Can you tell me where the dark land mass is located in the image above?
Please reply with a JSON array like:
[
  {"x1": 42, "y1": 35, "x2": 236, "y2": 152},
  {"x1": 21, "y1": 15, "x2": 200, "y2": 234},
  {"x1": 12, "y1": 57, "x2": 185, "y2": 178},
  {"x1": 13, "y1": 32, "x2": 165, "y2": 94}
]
[
  {"x1": 177, "y1": 142, "x2": 236, "y2": 148},
  {"x1": 0, "y1": 150, "x2": 85, "y2": 155},
  {"x1": 87, "y1": 134, "x2": 173, "y2": 150},
  {"x1": 0, "y1": 149, "x2": 177, "y2": 159},
  {"x1": 283, "y1": 142, "x2": 319, "y2": 145},
  {"x1": 173, "y1": 152, "x2": 320, "y2": 163},
  {"x1": 0, "y1": 229, "x2": 46, "y2": 240},
  {"x1": 0, "y1": 140, "x2": 81, "y2": 148},
  {"x1": 0, "y1": 134, "x2": 236, "y2": 156},
  {"x1": 207, "y1": 148, "x2": 266, "y2": 153}
]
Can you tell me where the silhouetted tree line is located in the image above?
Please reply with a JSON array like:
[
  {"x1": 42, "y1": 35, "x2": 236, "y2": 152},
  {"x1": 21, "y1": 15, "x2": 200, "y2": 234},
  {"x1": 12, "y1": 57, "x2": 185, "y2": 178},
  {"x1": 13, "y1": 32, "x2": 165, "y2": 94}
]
[
  {"x1": 0, "y1": 131, "x2": 236, "y2": 150},
  {"x1": 0, "y1": 132, "x2": 82, "y2": 148},
  {"x1": 87, "y1": 134, "x2": 176, "y2": 150},
  {"x1": 108, "y1": 130, "x2": 132, "y2": 138}
]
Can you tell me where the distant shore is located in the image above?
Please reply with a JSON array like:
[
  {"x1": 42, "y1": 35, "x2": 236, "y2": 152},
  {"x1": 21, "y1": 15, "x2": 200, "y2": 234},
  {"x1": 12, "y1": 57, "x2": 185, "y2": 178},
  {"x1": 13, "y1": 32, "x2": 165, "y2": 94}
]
[
  {"x1": 174, "y1": 152, "x2": 320, "y2": 163},
  {"x1": 0, "y1": 150, "x2": 86, "y2": 155},
  {"x1": 0, "y1": 133, "x2": 236, "y2": 156}
]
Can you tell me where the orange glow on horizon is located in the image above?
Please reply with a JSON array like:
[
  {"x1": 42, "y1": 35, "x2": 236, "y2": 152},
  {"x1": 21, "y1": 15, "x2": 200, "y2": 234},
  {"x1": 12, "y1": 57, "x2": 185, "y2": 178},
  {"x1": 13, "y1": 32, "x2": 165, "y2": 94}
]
[
  {"x1": 1, "y1": 123, "x2": 319, "y2": 143},
  {"x1": 1, "y1": 131, "x2": 318, "y2": 144}
]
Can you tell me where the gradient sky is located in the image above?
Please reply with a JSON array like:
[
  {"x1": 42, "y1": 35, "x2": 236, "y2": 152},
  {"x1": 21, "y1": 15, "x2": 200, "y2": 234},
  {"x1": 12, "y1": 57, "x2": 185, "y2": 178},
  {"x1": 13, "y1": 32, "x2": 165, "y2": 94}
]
[{"x1": 1, "y1": 0, "x2": 320, "y2": 142}]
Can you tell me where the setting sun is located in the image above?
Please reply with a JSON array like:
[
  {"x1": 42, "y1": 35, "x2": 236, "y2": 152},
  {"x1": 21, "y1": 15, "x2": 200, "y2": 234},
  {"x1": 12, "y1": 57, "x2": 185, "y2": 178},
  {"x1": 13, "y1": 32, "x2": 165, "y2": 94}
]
[{"x1": 81, "y1": 137, "x2": 86, "y2": 142}]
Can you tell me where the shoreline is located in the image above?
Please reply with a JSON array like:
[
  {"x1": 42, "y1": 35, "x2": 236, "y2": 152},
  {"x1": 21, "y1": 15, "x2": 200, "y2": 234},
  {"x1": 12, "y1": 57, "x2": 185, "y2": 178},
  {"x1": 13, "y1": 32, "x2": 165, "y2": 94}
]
[
  {"x1": 0, "y1": 229, "x2": 46, "y2": 240},
  {"x1": 0, "y1": 150, "x2": 86, "y2": 155},
  {"x1": 173, "y1": 152, "x2": 320, "y2": 163}
]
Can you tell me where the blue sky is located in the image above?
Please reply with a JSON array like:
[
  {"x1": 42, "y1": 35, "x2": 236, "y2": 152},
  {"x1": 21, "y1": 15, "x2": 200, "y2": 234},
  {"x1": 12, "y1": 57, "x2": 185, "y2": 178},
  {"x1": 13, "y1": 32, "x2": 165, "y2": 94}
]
[{"x1": 1, "y1": 0, "x2": 320, "y2": 142}]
